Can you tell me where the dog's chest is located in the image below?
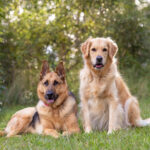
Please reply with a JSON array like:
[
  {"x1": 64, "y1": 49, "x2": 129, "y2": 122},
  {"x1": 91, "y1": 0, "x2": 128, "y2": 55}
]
[
  {"x1": 37, "y1": 98, "x2": 76, "y2": 130},
  {"x1": 37, "y1": 107, "x2": 62, "y2": 130},
  {"x1": 88, "y1": 79, "x2": 108, "y2": 98},
  {"x1": 40, "y1": 109, "x2": 64, "y2": 129},
  {"x1": 88, "y1": 98, "x2": 109, "y2": 131}
]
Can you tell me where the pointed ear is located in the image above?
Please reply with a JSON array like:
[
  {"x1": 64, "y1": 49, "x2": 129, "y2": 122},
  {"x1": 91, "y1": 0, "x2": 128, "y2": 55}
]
[
  {"x1": 40, "y1": 61, "x2": 50, "y2": 80},
  {"x1": 55, "y1": 62, "x2": 65, "y2": 82},
  {"x1": 107, "y1": 38, "x2": 118, "y2": 59},
  {"x1": 81, "y1": 37, "x2": 92, "y2": 57}
]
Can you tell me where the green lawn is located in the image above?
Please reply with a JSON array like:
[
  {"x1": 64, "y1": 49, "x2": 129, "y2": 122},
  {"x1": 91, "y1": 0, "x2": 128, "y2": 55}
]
[{"x1": 0, "y1": 99, "x2": 150, "y2": 150}]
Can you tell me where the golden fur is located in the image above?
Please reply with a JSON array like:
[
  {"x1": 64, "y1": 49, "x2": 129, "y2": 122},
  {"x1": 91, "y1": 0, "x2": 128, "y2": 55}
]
[
  {"x1": 80, "y1": 37, "x2": 150, "y2": 134},
  {"x1": 0, "y1": 61, "x2": 80, "y2": 138}
]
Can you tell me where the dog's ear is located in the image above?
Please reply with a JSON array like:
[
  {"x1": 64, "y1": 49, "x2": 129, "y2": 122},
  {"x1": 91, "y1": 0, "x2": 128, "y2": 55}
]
[
  {"x1": 55, "y1": 61, "x2": 65, "y2": 82},
  {"x1": 81, "y1": 37, "x2": 92, "y2": 57},
  {"x1": 40, "y1": 60, "x2": 50, "y2": 80},
  {"x1": 107, "y1": 38, "x2": 118, "y2": 59}
]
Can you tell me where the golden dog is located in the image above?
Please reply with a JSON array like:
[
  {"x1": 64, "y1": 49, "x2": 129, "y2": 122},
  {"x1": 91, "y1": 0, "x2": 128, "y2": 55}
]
[
  {"x1": 0, "y1": 61, "x2": 80, "y2": 138},
  {"x1": 80, "y1": 37, "x2": 150, "y2": 134}
]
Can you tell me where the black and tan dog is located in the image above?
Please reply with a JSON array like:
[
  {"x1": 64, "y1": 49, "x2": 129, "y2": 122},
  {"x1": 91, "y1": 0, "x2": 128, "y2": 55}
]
[{"x1": 0, "y1": 61, "x2": 80, "y2": 138}]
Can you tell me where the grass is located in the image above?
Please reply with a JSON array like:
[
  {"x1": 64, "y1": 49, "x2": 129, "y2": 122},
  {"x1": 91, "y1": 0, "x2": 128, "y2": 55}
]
[{"x1": 0, "y1": 99, "x2": 150, "y2": 150}]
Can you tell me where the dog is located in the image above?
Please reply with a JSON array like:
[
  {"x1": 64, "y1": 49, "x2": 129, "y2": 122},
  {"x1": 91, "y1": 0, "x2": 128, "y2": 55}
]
[
  {"x1": 0, "y1": 61, "x2": 80, "y2": 138},
  {"x1": 80, "y1": 37, "x2": 150, "y2": 134}
]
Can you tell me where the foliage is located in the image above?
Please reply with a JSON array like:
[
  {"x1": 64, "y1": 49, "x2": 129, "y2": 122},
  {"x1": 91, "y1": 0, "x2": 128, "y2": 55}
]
[{"x1": 0, "y1": 0, "x2": 150, "y2": 105}]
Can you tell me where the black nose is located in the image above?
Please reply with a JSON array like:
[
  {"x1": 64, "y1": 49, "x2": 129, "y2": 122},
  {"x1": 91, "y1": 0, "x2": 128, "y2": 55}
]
[
  {"x1": 96, "y1": 56, "x2": 103, "y2": 63},
  {"x1": 46, "y1": 91, "x2": 54, "y2": 99}
]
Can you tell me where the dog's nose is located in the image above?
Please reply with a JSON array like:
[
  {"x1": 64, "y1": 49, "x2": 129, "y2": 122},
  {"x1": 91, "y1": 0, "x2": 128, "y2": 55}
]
[
  {"x1": 46, "y1": 91, "x2": 54, "y2": 99},
  {"x1": 96, "y1": 56, "x2": 103, "y2": 63}
]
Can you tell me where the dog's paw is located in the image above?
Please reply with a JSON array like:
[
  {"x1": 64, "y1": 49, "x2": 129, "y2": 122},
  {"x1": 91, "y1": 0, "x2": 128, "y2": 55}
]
[
  {"x1": 6, "y1": 134, "x2": 21, "y2": 138},
  {"x1": 107, "y1": 130, "x2": 112, "y2": 135},
  {"x1": 52, "y1": 133, "x2": 60, "y2": 139},
  {"x1": 62, "y1": 131, "x2": 71, "y2": 136},
  {"x1": 107, "y1": 129, "x2": 116, "y2": 135},
  {"x1": 85, "y1": 127, "x2": 92, "y2": 133},
  {"x1": 49, "y1": 131, "x2": 60, "y2": 138}
]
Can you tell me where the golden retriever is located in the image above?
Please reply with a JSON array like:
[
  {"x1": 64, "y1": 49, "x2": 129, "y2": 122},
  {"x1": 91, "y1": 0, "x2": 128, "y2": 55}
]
[{"x1": 80, "y1": 37, "x2": 150, "y2": 134}]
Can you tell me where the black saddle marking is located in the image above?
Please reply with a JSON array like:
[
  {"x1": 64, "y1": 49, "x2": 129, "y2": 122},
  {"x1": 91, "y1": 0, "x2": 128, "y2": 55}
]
[{"x1": 29, "y1": 111, "x2": 40, "y2": 128}]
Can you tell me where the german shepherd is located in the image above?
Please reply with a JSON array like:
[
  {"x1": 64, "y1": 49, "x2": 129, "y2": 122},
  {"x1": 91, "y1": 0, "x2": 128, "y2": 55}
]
[
  {"x1": 80, "y1": 37, "x2": 150, "y2": 134},
  {"x1": 0, "y1": 61, "x2": 80, "y2": 138}
]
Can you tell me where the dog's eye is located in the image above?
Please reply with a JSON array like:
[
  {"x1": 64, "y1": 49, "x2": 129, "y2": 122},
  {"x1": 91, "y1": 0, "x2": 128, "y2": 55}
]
[
  {"x1": 53, "y1": 80, "x2": 59, "y2": 86},
  {"x1": 103, "y1": 48, "x2": 107, "y2": 52},
  {"x1": 91, "y1": 48, "x2": 96, "y2": 52},
  {"x1": 44, "y1": 80, "x2": 49, "y2": 86}
]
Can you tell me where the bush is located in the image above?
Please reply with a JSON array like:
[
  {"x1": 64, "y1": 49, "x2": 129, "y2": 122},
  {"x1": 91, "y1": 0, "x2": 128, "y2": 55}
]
[{"x1": 0, "y1": 0, "x2": 150, "y2": 105}]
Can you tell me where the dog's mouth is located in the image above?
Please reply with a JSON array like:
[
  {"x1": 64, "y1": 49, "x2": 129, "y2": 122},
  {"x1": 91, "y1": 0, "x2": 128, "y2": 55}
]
[
  {"x1": 45, "y1": 95, "x2": 58, "y2": 104},
  {"x1": 93, "y1": 63, "x2": 104, "y2": 69},
  {"x1": 47, "y1": 99, "x2": 55, "y2": 103}
]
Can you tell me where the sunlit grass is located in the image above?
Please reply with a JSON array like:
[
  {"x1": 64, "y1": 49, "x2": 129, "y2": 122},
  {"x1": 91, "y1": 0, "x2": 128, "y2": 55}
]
[{"x1": 0, "y1": 98, "x2": 150, "y2": 150}]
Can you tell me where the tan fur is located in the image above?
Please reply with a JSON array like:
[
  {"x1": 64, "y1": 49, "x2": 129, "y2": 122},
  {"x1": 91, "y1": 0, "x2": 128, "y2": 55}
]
[
  {"x1": 5, "y1": 107, "x2": 36, "y2": 137},
  {"x1": 0, "y1": 131, "x2": 5, "y2": 136},
  {"x1": 0, "y1": 61, "x2": 80, "y2": 138},
  {"x1": 80, "y1": 37, "x2": 150, "y2": 134}
]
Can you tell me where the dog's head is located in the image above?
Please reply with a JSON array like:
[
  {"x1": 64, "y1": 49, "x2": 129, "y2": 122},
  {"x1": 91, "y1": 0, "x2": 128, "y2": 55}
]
[
  {"x1": 37, "y1": 61, "x2": 68, "y2": 106},
  {"x1": 81, "y1": 37, "x2": 118, "y2": 70}
]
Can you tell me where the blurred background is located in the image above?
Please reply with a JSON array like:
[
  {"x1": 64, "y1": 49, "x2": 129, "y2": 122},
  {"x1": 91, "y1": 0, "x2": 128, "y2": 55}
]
[{"x1": 0, "y1": 0, "x2": 150, "y2": 108}]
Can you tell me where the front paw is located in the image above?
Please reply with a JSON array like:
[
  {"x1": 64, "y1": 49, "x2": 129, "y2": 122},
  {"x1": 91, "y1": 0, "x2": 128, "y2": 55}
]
[
  {"x1": 62, "y1": 131, "x2": 71, "y2": 136},
  {"x1": 107, "y1": 130, "x2": 113, "y2": 135},
  {"x1": 85, "y1": 127, "x2": 92, "y2": 133},
  {"x1": 107, "y1": 129, "x2": 116, "y2": 135},
  {"x1": 108, "y1": 127, "x2": 119, "y2": 135},
  {"x1": 52, "y1": 132, "x2": 60, "y2": 138}
]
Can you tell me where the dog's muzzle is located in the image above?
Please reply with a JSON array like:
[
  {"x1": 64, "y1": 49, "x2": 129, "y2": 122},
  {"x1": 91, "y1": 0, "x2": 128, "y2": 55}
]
[
  {"x1": 45, "y1": 91, "x2": 58, "y2": 103},
  {"x1": 93, "y1": 56, "x2": 104, "y2": 69}
]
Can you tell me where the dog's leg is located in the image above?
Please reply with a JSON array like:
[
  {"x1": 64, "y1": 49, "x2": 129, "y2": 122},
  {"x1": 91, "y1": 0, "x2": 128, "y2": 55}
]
[
  {"x1": 82, "y1": 99, "x2": 92, "y2": 133},
  {"x1": 62, "y1": 113, "x2": 80, "y2": 136},
  {"x1": 43, "y1": 128, "x2": 60, "y2": 138},
  {"x1": 6, "y1": 131, "x2": 21, "y2": 137},
  {"x1": 5, "y1": 116, "x2": 31, "y2": 137},
  {"x1": 108, "y1": 100, "x2": 123, "y2": 134}
]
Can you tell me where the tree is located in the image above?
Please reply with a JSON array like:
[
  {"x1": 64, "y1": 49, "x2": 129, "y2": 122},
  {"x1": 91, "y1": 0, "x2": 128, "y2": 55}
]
[{"x1": 0, "y1": 0, "x2": 150, "y2": 104}]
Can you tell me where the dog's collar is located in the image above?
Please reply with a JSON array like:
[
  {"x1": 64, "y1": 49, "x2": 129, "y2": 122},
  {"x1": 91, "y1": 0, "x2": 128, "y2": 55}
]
[
  {"x1": 44, "y1": 102, "x2": 49, "y2": 107},
  {"x1": 38, "y1": 100, "x2": 49, "y2": 107}
]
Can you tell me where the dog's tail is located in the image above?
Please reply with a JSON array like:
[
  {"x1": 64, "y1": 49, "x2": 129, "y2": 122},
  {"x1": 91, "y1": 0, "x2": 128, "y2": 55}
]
[
  {"x1": 135, "y1": 118, "x2": 150, "y2": 127},
  {"x1": 125, "y1": 96, "x2": 150, "y2": 127},
  {"x1": 0, "y1": 130, "x2": 5, "y2": 136}
]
